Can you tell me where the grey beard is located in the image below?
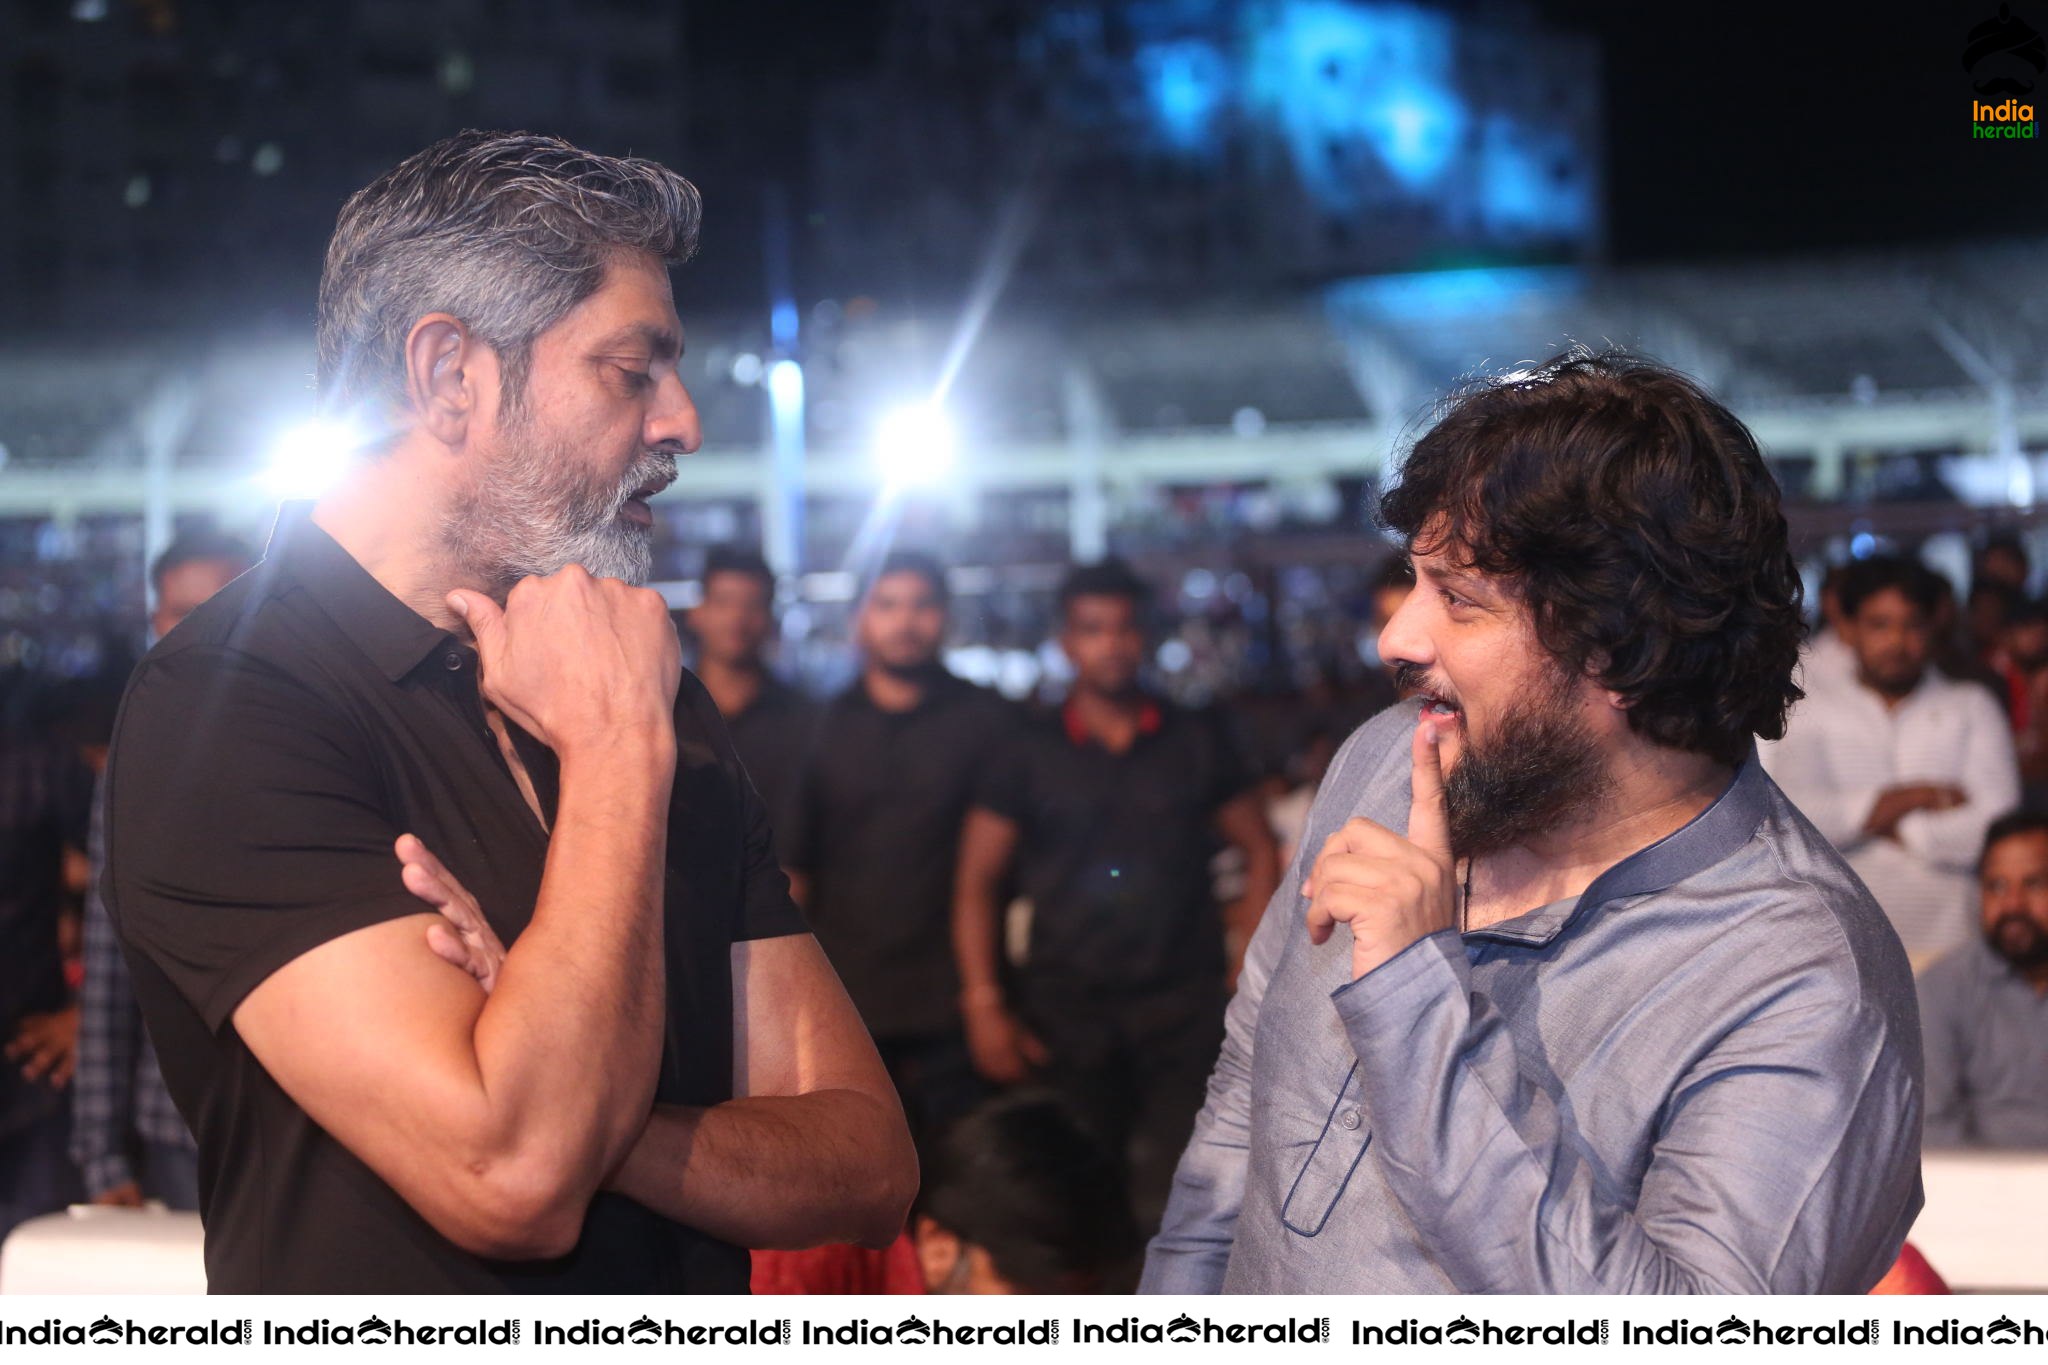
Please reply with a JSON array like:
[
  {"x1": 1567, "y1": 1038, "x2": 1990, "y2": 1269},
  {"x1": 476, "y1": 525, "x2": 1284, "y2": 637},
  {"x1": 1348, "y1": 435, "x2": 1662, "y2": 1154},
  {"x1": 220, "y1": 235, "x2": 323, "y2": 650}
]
[
  {"x1": 441, "y1": 435, "x2": 676, "y2": 590},
  {"x1": 1441, "y1": 672, "x2": 1612, "y2": 859}
]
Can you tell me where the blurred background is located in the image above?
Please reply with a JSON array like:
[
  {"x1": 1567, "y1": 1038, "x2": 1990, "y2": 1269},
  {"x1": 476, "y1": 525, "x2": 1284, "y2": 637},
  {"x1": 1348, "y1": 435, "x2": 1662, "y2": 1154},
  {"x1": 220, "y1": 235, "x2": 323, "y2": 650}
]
[
  {"x1": 1, "y1": 0, "x2": 2044, "y2": 718},
  {"x1": 5, "y1": 0, "x2": 2048, "y2": 1297}
]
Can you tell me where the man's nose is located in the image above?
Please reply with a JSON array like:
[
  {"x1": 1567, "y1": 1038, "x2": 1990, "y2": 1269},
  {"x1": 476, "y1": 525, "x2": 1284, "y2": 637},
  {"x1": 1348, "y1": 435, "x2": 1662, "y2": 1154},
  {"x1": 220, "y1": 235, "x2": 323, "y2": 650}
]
[
  {"x1": 651, "y1": 371, "x2": 702, "y2": 454},
  {"x1": 1378, "y1": 586, "x2": 1431, "y2": 669}
]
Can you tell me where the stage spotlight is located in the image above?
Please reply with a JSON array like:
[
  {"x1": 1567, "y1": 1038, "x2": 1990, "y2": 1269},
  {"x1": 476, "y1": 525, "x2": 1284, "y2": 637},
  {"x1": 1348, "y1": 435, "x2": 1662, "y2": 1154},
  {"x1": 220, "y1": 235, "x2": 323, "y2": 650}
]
[
  {"x1": 873, "y1": 403, "x2": 956, "y2": 488},
  {"x1": 767, "y1": 358, "x2": 804, "y2": 413},
  {"x1": 261, "y1": 419, "x2": 363, "y2": 500}
]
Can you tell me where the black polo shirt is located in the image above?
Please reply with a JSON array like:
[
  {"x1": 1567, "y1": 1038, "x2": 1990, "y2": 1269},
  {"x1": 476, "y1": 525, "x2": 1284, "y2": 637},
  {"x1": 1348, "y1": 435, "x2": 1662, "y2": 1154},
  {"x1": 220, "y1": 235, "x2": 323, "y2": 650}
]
[
  {"x1": 103, "y1": 506, "x2": 806, "y2": 1294},
  {"x1": 974, "y1": 699, "x2": 1256, "y2": 991},
  {"x1": 721, "y1": 675, "x2": 818, "y2": 847},
  {"x1": 782, "y1": 673, "x2": 1016, "y2": 1040}
]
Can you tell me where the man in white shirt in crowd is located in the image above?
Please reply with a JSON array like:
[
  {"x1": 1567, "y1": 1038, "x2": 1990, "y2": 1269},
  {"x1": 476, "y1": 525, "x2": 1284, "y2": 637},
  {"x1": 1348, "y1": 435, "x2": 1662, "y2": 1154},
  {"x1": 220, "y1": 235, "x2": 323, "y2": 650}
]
[{"x1": 1763, "y1": 555, "x2": 2020, "y2": 966}]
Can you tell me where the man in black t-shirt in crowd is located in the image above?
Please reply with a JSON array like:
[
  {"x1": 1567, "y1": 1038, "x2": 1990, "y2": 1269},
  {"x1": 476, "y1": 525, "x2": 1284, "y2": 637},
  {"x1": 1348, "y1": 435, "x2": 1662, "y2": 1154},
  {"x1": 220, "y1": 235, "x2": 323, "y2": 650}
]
[
  {"x1": 103, "y1": 131, "x2": 914, "y2": 1293},
  {"x1": 953, "y1": 559, "x2": 1280, "y2": 1232},
  {"x1": 683, "y1": 545, "x2": 816, "y2": 845},
  {"x1": 784, "y1": 551, "x2": 1015, "y2": 1141}
]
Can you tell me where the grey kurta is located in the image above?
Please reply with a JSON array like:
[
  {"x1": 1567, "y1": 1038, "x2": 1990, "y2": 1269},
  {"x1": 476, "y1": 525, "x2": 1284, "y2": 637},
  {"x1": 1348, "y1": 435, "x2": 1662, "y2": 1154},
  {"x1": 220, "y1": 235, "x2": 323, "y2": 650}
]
[{"x1": 1142, "y1": 701, "x2": 1924, "y2": 1294}]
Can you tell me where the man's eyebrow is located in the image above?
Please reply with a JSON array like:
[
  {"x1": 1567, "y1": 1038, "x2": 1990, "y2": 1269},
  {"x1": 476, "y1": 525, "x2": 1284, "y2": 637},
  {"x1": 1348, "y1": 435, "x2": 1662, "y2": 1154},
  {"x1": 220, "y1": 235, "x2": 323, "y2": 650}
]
[
  {"x1": 1411, "y1": 558, "x2": 1490, "y2": 592},
  {"x1": 595, "y1": 323, "x2": 683, "y2": 361}
]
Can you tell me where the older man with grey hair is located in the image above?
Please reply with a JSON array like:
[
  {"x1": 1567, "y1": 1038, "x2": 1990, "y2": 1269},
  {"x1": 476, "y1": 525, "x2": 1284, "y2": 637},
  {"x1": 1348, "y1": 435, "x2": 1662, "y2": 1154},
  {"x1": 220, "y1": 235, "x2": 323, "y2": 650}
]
[{"x1": 103, "y1": 130, "x2": 915, "y2": 1293}]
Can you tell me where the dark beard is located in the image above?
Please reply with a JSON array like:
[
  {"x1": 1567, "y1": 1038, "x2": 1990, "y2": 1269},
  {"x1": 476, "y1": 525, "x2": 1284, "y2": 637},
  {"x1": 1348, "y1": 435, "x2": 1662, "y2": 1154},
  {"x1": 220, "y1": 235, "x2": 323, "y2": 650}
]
[
  {"x1": 1441, "y1": 673, "x2": 1612, "y2": 858},
  {"x1": 1986, "y1": 911, "x2": 2048, "y2": 973}
]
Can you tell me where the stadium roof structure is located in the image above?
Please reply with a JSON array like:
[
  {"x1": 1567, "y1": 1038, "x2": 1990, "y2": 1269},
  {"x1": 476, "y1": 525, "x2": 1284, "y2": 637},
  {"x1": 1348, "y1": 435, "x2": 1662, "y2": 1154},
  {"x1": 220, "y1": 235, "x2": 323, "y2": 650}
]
[{"x1": 2, "y1": 237, "x2": 2045, "y2": 541}]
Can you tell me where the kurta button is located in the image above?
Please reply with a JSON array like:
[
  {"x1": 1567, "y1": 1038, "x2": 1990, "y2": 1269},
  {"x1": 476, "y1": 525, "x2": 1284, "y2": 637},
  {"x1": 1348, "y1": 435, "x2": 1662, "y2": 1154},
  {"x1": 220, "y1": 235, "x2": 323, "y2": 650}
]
[
  {"x1": 442, "y1": 651, "x2": 463, "y2": 671},
  {"x1": 1337, "y1": 1108, "x2": 1361, "y2": 1131}
]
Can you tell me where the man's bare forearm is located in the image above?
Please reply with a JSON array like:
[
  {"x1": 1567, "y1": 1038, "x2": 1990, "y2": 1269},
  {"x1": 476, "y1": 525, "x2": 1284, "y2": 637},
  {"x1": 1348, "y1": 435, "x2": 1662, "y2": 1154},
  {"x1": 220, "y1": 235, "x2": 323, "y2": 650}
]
[
  {"x1": 465, "y1": 735, "x2": 673, "y2": 1228},
  {"x1": 605, "y1": 1091, "x2": 914, "y2": 1250}
]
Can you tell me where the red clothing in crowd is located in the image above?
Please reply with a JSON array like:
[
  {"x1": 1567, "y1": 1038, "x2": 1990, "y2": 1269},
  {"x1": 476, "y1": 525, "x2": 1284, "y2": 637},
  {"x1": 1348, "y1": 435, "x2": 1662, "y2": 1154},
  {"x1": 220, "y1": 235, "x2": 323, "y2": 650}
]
[
  {"x1": 1869, "y1": 1242, "x2": 1949, "y2": 1295},
  {"x1": 751, "y1": 1235, "x2": 926, "y2": 1295}
]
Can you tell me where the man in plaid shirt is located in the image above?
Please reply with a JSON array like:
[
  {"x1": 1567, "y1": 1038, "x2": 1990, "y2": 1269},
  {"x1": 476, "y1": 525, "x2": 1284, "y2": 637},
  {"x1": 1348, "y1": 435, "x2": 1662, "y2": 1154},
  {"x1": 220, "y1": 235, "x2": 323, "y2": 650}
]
[{"x1": 69, "y1": 534, "x2": 248, "y2": 1208}]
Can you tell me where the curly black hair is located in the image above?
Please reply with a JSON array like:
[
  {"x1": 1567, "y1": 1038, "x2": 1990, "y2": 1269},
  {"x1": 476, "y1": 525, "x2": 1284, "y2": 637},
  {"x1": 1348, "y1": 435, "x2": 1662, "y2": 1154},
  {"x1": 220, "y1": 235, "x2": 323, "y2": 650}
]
[{"x1": 1377, "y1": 349, "x2": 1806, "y2": 767}]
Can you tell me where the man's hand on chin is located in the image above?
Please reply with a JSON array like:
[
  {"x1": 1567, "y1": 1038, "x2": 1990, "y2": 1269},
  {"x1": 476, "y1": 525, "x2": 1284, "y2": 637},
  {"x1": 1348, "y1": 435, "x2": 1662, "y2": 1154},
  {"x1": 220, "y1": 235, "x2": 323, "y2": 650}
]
[{"x1": 1304, "y1": 714, "x2": 1458, "y2": 979}]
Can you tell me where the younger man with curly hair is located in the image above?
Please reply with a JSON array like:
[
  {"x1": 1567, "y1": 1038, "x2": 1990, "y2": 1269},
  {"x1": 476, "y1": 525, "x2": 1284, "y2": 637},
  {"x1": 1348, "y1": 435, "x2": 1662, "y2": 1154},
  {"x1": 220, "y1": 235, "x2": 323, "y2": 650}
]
[{"x1": 1143, "y1": 352, "x2": 1923, "y2": 1295}]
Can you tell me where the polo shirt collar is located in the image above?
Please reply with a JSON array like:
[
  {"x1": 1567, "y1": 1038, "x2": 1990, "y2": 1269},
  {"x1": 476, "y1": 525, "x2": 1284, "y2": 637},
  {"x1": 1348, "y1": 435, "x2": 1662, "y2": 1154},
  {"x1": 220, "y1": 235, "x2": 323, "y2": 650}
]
[
  {"x1": 1466, "y1": 748, "x2": 1771, "y2": 948},
  {"x1": 261, "y1": 501, "x2": 456, "y2": 683}
]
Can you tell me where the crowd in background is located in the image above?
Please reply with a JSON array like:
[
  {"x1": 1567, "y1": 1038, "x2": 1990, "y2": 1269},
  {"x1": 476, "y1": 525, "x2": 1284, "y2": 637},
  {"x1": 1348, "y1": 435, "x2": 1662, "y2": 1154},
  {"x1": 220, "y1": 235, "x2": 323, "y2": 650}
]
[{"x1": 2, "y1": 527, "x2": 2047, "y2": 1294}]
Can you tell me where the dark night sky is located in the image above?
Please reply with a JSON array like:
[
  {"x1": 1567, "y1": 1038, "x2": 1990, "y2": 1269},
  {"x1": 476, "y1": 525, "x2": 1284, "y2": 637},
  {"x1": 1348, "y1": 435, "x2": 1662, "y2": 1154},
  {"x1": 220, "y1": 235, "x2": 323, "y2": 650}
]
[
  {"x1": 1541, "y1": 0, "x2": 2045, "y2": 264},
  {"x1": 678, "y1": 0, "x2": 2042, "y2": 302}
]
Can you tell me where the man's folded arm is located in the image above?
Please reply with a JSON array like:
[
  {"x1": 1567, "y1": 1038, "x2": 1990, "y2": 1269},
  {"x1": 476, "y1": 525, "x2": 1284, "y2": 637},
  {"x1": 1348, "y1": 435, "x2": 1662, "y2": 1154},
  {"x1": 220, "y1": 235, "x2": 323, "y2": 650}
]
[
  {"x1": 1336, "y1": 933, "x2": 1923, "y2": 1293},
  {"x1": 599, "y1": 758, "x2": 915, "y2": 1250},
  {"x1": 1895, "y1": 690, "x2": 2021, "y2": 872},
  {"x1": 601, "y1": 931, "x2": 918, "y2": 1250},
  {"x1": 112, "y1": 648, "x2": 674, "y2": 1261}
]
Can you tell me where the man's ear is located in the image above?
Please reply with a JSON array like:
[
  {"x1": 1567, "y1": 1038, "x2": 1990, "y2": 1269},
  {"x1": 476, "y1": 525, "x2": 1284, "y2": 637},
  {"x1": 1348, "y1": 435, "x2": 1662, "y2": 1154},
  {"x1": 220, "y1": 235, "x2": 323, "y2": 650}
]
[
  {"x1": 1577, "y1": 651, "x2": 1631, "y2": 713},
  {"x1": 403, "y1": 313, "x2": 485, "y2": 448},
  {"x1": 912, "y1": 1215, "x2": 959, "y2": 1293}
]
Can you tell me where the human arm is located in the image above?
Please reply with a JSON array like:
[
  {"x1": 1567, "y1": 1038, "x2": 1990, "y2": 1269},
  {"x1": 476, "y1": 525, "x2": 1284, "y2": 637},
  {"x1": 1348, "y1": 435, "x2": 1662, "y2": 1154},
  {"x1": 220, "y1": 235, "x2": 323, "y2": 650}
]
[
  {"x1": 1305, "y1": 715, "x2": 1921, "y2": 1291},
  {"x1": 1862, "y1": 784, "x2": 1966, "y2": 841},
  {"x1": 599, "y1": 932, "x2": 917, "y2": 1249},
  {"x1": 402, "y1": 829, "x2": 915, "y2": 1251},
  {"x1": 233, "y1": 571, "x2": 677, "y2": 1259},
  {"x1": 1138, "y1": 831, "x2": 1301, "y2": 1294},
  {"x1": 1334, "y1": 934, "x2": 1921, "y2": 1292},
  {"x1": 1139, "y1": 710, "x2": 1411, "y2": 1295},
  {"x1": 952, "y1": 806, "x2": 1048, "y2": 1084},
  {"x1": 5, "y1": 1006, "x2": 77, "y2": 1088},
  {"x1": 112, "y1": 568, "x2": 682, "y2": 1260},
  {"x1": 1894, "y1": 690, "x2": 2022, "y2": 872},
  {"x1": 400, "y1": 686, "x2": 915, "y2": 1253}
]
